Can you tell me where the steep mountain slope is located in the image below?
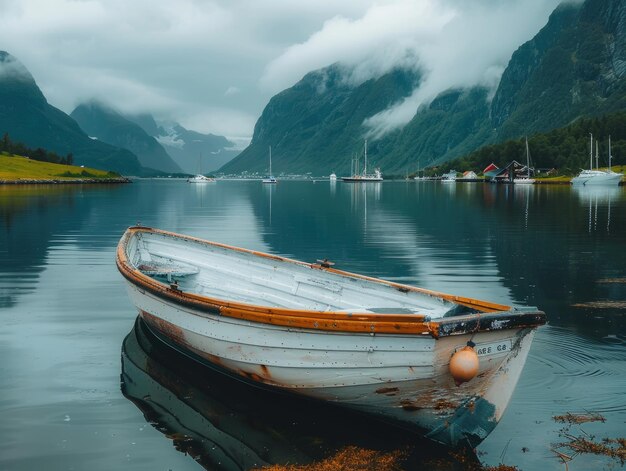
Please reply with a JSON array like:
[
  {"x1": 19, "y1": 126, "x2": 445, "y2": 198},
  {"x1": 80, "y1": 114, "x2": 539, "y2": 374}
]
[
  {"x1": 70, "y1": 102, "x2": 182, "y2": 174},
  {"x1": 223, "y1": 0, "x2": 626, "y2": 175},
  {"x1": 0, "y1": 51, "x2": 143, "y2": 175},
  {"x1": 491, "y1": 0, "x2": 626, "y2": 139},
  {"x1": 219, "y1": 66, "x2": 418, "y2": 175},
  {"x1": 378, "y1": 87, "x2": 494, "y2": 172}
]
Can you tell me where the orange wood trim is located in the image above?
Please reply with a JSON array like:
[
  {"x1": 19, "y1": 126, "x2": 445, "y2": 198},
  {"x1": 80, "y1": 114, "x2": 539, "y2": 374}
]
[
  {"x1": 117, "y1": 226, "x2": 522, "y2": 336},
  {"x1": 133, "y1": 226, "x2": 512, "y2": 312}
]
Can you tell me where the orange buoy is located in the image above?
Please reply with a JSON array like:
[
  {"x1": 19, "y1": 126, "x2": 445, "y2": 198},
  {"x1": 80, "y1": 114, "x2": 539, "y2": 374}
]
[{"x1": 449, "y1": 345, "x2": 479, "y2": 386}]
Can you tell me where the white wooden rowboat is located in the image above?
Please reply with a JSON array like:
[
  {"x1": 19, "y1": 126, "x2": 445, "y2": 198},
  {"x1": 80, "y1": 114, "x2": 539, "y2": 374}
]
[{"x1": 116, "y1": 226, "x2": 546, "y2": 447}]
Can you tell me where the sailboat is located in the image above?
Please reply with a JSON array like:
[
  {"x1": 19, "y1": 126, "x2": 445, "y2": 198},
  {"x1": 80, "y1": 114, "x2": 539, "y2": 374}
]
[
  {"x1": 414, "y1": 158, "x2": 427, "y2": 181},
  {"x1": 513, "y1": 137, "x2": 535, "y2": 184},
  {"x1": 341, "y1": 140, "x2": 383, "y2": 182},
  {"x1": 571, "y1": 134, "x2": 623, "y2": 186},
  {"x1": 262, "y1": 146, "x2": 277, "y2": 184},
  {"x1": 187, "y1": 155, "x2": 215, "y2": 183}
]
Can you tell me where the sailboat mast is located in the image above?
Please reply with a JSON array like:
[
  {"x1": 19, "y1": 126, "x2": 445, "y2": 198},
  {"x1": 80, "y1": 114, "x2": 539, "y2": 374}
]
[
  {"x1": 589, "y1": 133, "x2": 593, "y2": 171},
  {"x1": 595, "y1": 140, "x2": 599, "y2": 170},
  {"x1": 364, "y1": 140, "x2": 368, "y2": 176},
  {"x1": 525, "y1": 136, "x2": 530, "y2": 178},
  {"x1": 609, "y1": 135, "x2": 612, "y2": 171},
  {"x1": 269, "y1": 146, "x2": 272, "y2": 175}
]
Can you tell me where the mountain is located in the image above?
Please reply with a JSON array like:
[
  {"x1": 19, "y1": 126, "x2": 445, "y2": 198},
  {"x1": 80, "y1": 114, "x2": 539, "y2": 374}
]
[
  {"x1": 149, "y1": 122, "x2": 239, "y2": 174},
  {"x1": 70, "y1": 102, "x2": 182, "y2": 174},
  {"x1": 377, "y1": 86, "x2": 493, "y2": 172},
  {"x1": 0, "y1": 51, "x2": 143, "y2": 175},
  {"x1": 222, "y1": 0, "x2": 626, "y2": 175},
  {"x1": 490, "y1": 0, "x2": 626, "y2": 139},
  {"x1": 220, "y1": 66, "x2": 418, "y2": 175}
]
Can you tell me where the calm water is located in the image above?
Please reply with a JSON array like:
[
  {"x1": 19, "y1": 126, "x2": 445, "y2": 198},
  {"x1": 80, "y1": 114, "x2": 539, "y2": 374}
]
[{"x1": 0, "y1": 180, "x2": 624, "y2": 470}]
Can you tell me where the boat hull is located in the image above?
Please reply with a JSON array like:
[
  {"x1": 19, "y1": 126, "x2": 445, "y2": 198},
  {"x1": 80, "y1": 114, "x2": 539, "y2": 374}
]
[
  {"x1": 341, "y1": 177, "x2": 383, "y2": 182},
  {"x1": 123, "y1": 279, "x2": 536, "y2": 447},
  {"x1": 571, "y1": 171, "x2": 622, "y2": 186},
  {"x1": 188, "y1": 175, "x2": 215, "y2": 183}
]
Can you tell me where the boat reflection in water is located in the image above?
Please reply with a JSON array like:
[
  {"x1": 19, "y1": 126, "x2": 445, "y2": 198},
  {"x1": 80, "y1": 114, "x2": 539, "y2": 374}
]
[
  {"x1": 572, "y1": 185, "x2": 622, "y2": 233},
  {"x1": 121, "y1": 318, "x2": 472, "y2": 471}
]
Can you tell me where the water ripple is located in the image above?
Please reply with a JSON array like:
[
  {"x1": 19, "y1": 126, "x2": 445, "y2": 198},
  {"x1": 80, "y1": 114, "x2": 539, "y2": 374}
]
[{"x1": 514, "y1": 326, "x2": 626, "y2": 414}]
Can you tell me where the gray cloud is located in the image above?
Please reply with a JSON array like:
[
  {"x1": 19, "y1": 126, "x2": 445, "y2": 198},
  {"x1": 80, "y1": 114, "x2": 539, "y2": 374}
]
[
  {"x1": 0, "y1": 51, "x2": 33, "y2": 81},
  {"x1": 0, "y1": 0, "x2": 369, "y2": 137},
  {"x1": 263, "y1": 0, "x2": 563, "y2": 138},
  {"x1": 0, "y1": 0, "x2": 563, "y2": 139}
]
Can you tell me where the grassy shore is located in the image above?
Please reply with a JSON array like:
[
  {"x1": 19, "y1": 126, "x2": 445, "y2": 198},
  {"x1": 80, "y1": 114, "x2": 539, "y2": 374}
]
[
  {"x1": 534, "y1": 175, "x2": 573, "y2": 184},
  {"x1": 535, "y1": 166, "x2": 625, "y2": 184},
  {"x1": 0, "y1": 153, "x2": 128, "y2": 183}
]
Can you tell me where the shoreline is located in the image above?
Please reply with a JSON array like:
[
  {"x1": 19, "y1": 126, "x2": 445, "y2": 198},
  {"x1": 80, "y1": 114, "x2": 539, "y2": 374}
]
[{"x1": 0, "y1": 177, "x2": 131, "y2": 185}]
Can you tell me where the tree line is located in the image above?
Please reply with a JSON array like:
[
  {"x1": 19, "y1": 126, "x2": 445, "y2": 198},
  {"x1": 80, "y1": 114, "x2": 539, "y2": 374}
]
[
  {"x1": 0, "y1": 133, "x2": 75, "y2": 166},
  {"x1": 430, "y1": 112, "x2": 626, "y2": 176}
]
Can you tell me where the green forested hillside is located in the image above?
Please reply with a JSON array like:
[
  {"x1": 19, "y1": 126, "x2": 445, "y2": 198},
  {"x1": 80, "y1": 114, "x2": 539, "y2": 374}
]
[
  {"x1": 376, "y1": 87, "x2": 493, "y2": 173},
  {"x1": 435, "y1": 113, "x2": 626, "y2": 176},
  {"x1": 0, "y1": 51, "x2": 145, "y2": 175}
]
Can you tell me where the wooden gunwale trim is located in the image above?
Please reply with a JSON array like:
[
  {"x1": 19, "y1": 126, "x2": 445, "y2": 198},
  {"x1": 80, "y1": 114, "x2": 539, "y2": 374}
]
[
  {"x1": 117, "y1": 256, "x2": 434, "y2": 334},
  {"x1": 124, "y1": 226, "x2": 511, "y2": 312},
  {"x1": 320, "y1": 266, "x2": 510, "y2": 313},
  {"x1": 116, "y1": 226, "x2": 539, "y2": 336}
]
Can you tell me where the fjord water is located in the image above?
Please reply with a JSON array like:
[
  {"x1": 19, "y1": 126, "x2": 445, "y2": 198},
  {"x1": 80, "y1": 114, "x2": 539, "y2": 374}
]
[{"x1": 1, "y1": 180, "x2": 624, "y2": 470}]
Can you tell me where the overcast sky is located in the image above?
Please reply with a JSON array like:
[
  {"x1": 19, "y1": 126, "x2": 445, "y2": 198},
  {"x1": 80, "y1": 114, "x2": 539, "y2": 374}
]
[{"x1": 0, "y1": 0, "x2": 564, "y2": 140}]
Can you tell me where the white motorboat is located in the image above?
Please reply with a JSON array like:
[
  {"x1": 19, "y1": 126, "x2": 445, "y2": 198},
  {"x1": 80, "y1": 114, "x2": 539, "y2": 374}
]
[
  {"x1": 187, "y1": 174, "x2": 215, "y2": 183},
  {"x1": 441, "y1": 170, "x2": 457, "y2": 183},
  {"x1": 188, "y1": 154, "x2": 215, "y2": 183}
]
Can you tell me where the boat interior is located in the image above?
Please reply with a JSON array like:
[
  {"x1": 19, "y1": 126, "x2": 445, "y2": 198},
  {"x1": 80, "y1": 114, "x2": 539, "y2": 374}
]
[{"x1": 127, "y1": 230, "x2": 481, "y2": 319}]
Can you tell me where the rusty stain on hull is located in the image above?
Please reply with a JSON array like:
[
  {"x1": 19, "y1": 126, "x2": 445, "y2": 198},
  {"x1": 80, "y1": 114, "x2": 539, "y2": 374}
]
[
  {"x1": 141, "y1": 311, "x2": 186, "y2": 346},
  {"x1": 433, "y1": 399, "x2": 459, "y2": 411},
  {"x1": 141, "y1": 316, "x2": 285, "y2": 388},
  {"x1": 260, "y1": 364, "x2": 271, "y2": 379},
  {"x1": 400, "y1": 399, "x2": 422, "y2": 411}
]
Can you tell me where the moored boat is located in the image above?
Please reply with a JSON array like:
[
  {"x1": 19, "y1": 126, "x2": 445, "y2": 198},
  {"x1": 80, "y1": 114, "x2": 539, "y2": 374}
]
[
  {"x1": 188, "y1": 154, "x2": 215, "y2": 183},
  {"x1": 513, "y1": 137, "x2": 535, "y2": 184},
  {"x1": 441, "y1": 170, "x2": 457, "y2": 183},
  {"x1": 116, "y1": 226, "x2": 546, "y2": 448},
  {"x1": 341, "y1": 140, "x2": 383, "y2": 182},
  {"x1": 571, "y1": 134, "x2": 623, "y2": 186},
  {"x1": 187, "y1": 174, "x2": 215, "y2": 183},
  {"x1": 262, "y1": 146, "x2": 278, "y2": 184}
]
